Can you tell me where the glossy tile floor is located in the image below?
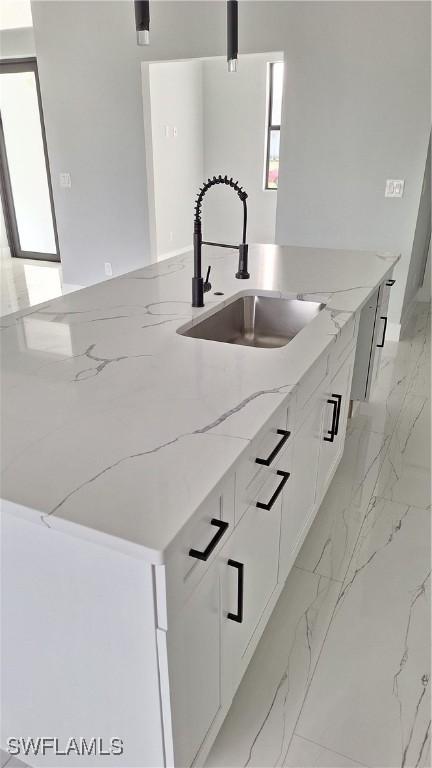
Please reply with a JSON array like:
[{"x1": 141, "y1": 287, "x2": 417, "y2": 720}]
[
  {"x1": 205, "y1": 301, "x2": 431, "y2": 768},
  {"x1": 0, "y1": 249, "x2": 66, "y2": 317},
  {"x1": 0, "y1": 301, "x2": 430, "y2": 768}
]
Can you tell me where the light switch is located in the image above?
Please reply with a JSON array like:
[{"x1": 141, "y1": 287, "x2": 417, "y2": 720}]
[
  {"x1": 173, "y1": 126, "x2": 178, "y2": 137},
  {"x1": 385, "y1": 179, "x2": 404, "y2": 198},
  {"x1": 59, "y1": 172, "x2": 71, "y2": 188},
  {"x1": 104, "y1": 262, "x2": 113, "y2": 277}
]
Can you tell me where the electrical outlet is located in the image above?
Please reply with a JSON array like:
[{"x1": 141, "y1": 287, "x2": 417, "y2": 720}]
[
  {"x1": 104, "y1": 262, "x2": 113, "y2": 277},
  {"x1": 385, "y1": 179, "x2": 404, "y2": 198},
  {"x1": 59, "y1": 172, "x2": 71, "y2": 188}
]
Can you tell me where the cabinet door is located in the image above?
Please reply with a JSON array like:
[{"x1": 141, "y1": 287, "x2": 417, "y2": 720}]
[
  {"x1": 278, "y1": 396, "x2": 323, "y2": 584},
  {"x1": 166, "y1": 561, "x2": 221, "y2": 767},
  {"x1": 221, "y1": 470, "x2": 283, "y2": 697},
  {"x1": 351, "y1": 286, "x2": 380, "y2": 401},
  {"x1": 370, "y1": 279, "x2": 392, "y2": 388},
  {"x1": 316, "y1": 349, "x2": 354, "y2": 505}
]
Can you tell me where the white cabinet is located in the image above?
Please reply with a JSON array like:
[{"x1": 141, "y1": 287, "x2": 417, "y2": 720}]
[
  {"x1": 351, "y1": 278, "x2": 394, "y2": 401},
  {"x1": 279, "y1": 393, "x2": 323, "y2": 584},
  {"x1": 316, "y1": 347, "x2": 355, "y2": 506},
  {"x1": 158, "y1": 327, "x2": 359, "y2": 767},
  {"x1": 369, "y1": 279, "x2": 392, "y2": 389},
  {"x1": 221, "y1": 466, "x2": 287, "y2": 697},
  {"x1": 166, "y1": 559, "x2": 222, "y2": 768}
]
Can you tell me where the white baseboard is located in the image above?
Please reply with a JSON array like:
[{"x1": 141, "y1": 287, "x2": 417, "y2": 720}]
[
  {"x1": 398, "y1": 294, "x2": 431, "y2": 339},
  {"x1": 62, "y1": 283, "x2": 83, "y2": 295},
  {"x1": 157, "y1": 245, "x2": 192, "y2": 262},
  {"x1": 386, "y1": 322, "x2": 401, "y2": 342}
]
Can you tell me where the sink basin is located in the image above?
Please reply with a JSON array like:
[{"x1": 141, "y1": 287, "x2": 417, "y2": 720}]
[{"x1": 179, "y1": 294, "x2": 326, "y2": 349}]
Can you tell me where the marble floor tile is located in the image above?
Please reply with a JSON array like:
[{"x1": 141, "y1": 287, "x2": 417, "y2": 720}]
[
  {"x1": 296, "y1": 427, "x2": 389, "y2": 582},
  {"x1": 0, "y1": 750, "x2": 11, "y2": 768},
  {"x1": 375, "y1": 395, "x2": 431, "y2": 509},
  {"x1": 353, "y1": 350, "x2": 415, "y2": 436},
  {"x1": 205, "y1": 568, "x2": 341, "y2": 768},
  {"x1": 0, "y1": 251, "x2": 78, "y2": 317},
  {"x1": 296, "y1": 498, "x2": 431, "y2": 768},
  {"x1": 407, "y1": 336, "x2": 431, "y2": 400},
  {"x1": 283, "y1": 734, "x2": 366, "y2": 767}
]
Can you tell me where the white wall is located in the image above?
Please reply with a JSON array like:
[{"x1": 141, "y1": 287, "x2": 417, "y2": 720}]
[
  {"x1": 147, "y1": 60, "x2": 203, "y2": 260},
  {"x1": 402, "y1": 135, "x2": 431, "y2": 314},
  {"x1": 271, "y1": 1, "x2": 431, "y2": 329},
  {"x1": 31, "y1": 0, "x2": 151, "y2": 286},
  {"x1": 136, "y1": 1, "x2": 430, "y2": 327},
  {"x1": 30, "y1": 0, "x2": 430, "y2": 321},
  {"x1": 202, "y1": 53, "x2": 280, "y2": 246},
  {"x1": 0, "y1": 26, "x2": 35, "y2": 57}
]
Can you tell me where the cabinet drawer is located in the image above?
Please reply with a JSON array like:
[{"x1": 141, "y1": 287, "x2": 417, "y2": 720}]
[
  {"x1": 235, "y1": 401, "x2": 290, "y2": 524},
  {"x1": 317, "y1": 345, "x2": 356, "y2": 506},
  {"x1": 221, "y1": 468, "x2": 285, "y2": 695},
  {"x1": 166, "y1": 473, "x2": 235, "y2": 605}
]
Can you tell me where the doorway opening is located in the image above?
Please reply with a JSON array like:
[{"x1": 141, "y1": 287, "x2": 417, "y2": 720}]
[
  {"x1": 142, "y1": 52, "x2": 284, "y2": 263},
  {"x1": 0, "y1": 58, "x2": 60, "y2": 262}
]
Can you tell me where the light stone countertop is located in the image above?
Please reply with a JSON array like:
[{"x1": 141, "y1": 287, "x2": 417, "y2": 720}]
[{"x1": 0, "y1": 244, "x2": 399, "y2": 562}]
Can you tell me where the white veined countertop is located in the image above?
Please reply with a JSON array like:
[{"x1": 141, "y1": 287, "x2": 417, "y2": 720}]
[{"x1": 0, "y1": 244, "x2": 399, "y2": 562}]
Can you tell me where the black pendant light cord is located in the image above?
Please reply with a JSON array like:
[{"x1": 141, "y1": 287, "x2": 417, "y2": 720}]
[
  {"x1": 227, "y1": 0, "x2": 238, "y2": 71},
  {"x1": 135, "y1": 0, "x2": 150, "y2": 45}
]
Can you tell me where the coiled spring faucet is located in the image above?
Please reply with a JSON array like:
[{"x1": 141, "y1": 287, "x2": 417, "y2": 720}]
[{"x1": 192, "y1": 175, "x2": 249, "y2": 307}]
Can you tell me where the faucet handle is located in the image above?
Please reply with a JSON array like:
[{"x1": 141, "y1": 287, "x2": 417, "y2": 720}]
[{"x1": 204, "y1": 265, "x2": 212, "y2": 293}]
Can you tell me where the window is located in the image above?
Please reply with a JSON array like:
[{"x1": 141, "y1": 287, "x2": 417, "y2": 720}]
[{"x1": 265, "y1": 61, "x2": 284, "y2": 190}]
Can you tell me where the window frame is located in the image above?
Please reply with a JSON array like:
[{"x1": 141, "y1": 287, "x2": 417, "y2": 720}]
[{"x1": 264, "y1": 61, "x2": 283, "y2": 191}]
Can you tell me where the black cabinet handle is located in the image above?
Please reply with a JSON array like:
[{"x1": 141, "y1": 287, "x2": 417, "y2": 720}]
[
  {"x1": 333, "y1": 394, "x2": 342, "y2": 436},
  {"x1": 323, "y1": 393, "x2": 343, "y2": 442},
  {"x1": 227, "y1": 559, "x2": 244, "y2": 623},
  {"x1": 256, "y1": 470, "x2": 290, "y2": 511},
  {"x1": 377, "y1": 316, "x2": 388, "y2": 348},
  {"x1": 189, "y1": 519, "x2": 229, "y2": 561},
  {"x1": 324, "y1": 397, "x2": 338, "y2": 442},
  {"x1": 255, "y1": 429, "x2": 290, "y2": 466},
  {"x1": 386, "y1": 279, "x2": 396, "y2": 286}
]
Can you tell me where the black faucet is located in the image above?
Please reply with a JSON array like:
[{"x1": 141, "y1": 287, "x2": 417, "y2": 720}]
[{"x1": 192, "y1": 175, "x2": 250, "y2": 307}]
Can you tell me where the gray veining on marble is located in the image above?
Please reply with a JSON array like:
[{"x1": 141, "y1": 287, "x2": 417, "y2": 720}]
[
  {"x1": 374, "y1": 394, "x2": 430, "y2": 509},
  {"x1": 296, "y1": 499, "x2": 430, "y2": 768},
  {"x1": 283, "y1": 735, "x2": 367, "y2": 767},
  {"x1": 205, "y1": 567, "x2": 341, "y2": 768},
  {"x1": 1, "y1": 244, "x2": 398, "y2": 559},
  {"x1": 295, "y1": 427, "x2": 390, "y2": 582},
  {"x1": 204, "y1": 302, "x2": 430, "y2": 768}
]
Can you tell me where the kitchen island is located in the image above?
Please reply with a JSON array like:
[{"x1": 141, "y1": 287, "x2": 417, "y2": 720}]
[{"x1": 1, "y1": 244, "x2": 398, "y2": 767}]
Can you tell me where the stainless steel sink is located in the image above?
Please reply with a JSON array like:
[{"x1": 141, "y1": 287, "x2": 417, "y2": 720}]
[{"x1": 179, "y1": 295, "x2": 326, "y2": 349}]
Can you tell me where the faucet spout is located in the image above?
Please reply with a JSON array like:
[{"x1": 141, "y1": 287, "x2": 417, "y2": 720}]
[{"x1": 192, "y1": 175, "x2": 250, "y2": 307}]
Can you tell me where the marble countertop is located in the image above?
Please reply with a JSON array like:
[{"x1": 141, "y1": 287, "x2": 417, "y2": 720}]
[{"x1": 0, "y1": 244, "x2": 398, "y2": 561}]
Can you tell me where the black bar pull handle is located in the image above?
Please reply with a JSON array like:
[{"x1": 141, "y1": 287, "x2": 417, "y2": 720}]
[
  {"x1": 386, "y1": 279, "x2": 396, "y2": 286},
  {"x1": 332, "y1": 394, "x2": 342, "y2": 436},
  {"x1": 255, "y1": 429, "x2": 291, "y2": 466},
  {"x1": 256, "y1": 470, "x2": 290, "y2": 511},
  {"x1": 227, "y1": 559, "x2": 244, "y2": 623},
  {"x1": 377, "y1": 316, "x2": 388, "y2": 348},
  {"x1": 189, "y1": 519, "x2": 229, "y2": 561},
  {"x1": 323, "y1": 397, "x2": 338, "y2": 442}
]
